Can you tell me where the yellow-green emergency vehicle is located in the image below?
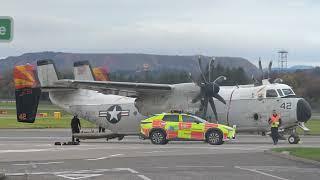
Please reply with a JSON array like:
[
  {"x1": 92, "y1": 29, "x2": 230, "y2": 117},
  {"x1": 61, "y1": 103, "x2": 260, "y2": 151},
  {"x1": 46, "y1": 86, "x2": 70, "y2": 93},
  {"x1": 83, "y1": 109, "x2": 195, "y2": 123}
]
[{"x1": 140, "y1": 112, "x2": 236, "y2": 145}]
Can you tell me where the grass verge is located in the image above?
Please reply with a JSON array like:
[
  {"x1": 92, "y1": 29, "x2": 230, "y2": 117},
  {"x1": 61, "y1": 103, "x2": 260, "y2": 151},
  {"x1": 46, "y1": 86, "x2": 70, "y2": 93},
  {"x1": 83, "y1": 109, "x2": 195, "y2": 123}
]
[{"x1": 273, "y1": 147, "x2": 320, "y2": 162}]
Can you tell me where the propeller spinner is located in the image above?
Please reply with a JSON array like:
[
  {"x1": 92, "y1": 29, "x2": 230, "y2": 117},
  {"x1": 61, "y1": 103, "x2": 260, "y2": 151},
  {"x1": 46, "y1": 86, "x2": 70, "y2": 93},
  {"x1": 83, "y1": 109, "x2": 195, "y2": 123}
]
[{"x1": 192, "y1": 56, "x2": 226, "y2": 122}]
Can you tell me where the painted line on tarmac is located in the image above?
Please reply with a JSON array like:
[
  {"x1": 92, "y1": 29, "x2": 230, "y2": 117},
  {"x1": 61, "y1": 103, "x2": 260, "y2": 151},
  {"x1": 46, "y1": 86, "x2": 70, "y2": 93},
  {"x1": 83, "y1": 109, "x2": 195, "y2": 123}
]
[
  {"x1": 176, "y1": 165, "x2": 224, "y2": 168},
  {"x1": 12, "y1": 161, "x2": 64, "y2": 166},
  {"x1": 86, "y1": 154, "x2": 123, "y2": 161},
  {"x1": 114, "y1": 168, "x2": 138, "y2": 174},
  {"x1": 137, "y1": 174, "x2": 152, "y2": 180},
  {"x1": 115, "y1": 168, "x2": 152, "y2": 180},
  {"x1": 235, "y1": 166, "x2": 289, "y2": 180},
  {"x1": 0, "y1": 145, "x2": 270, "y2": 155}
]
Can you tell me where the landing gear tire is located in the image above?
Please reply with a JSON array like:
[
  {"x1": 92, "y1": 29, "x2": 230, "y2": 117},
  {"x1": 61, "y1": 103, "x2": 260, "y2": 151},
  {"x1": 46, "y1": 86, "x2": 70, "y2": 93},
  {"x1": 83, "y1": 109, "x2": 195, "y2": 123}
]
[
  {"x1": 150, "y1": 130, "x2": 167, "y2": 145},
  {"x1": 288, "y1": 134, "x2": 300, "y2": 144},
  {"x1": 206, "y1": 130, "x2": 224, "y2": 145},
  {"x1": 118, "y1": 135, "x2": 125, "y2": 141}
]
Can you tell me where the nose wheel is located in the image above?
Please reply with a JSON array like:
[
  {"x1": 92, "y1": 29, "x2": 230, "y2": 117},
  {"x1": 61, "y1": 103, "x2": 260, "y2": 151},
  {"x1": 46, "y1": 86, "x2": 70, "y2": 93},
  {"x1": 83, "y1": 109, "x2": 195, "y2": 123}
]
[{"x1": 288, "y1": 134, "x2": 300, "y2": 144}]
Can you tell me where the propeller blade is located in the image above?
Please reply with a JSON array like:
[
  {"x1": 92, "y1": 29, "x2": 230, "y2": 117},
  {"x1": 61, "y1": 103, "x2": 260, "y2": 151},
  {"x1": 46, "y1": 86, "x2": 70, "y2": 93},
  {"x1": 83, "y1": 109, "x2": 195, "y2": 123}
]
[
  {"x1": 213, "y1": 93, "x2": 226, "y2": 105},
  {"x1": 213, "y1": 76, "x2": 227, "y2": 84},
  {"x1": 202, "y1": 97, "x2": 209, "y2": 119},
  {"x1": 208, "y1": 98, "x2": 218, "y2": 122},
  {"x1": 188, "y1": 72, "x2": 198, "y2": 85},
  {"x1": 198, "y1": 56, "x2": 208, "y2": 83},
  {"x1": 268, "y1": 61, "x2": 272, "y2": 79},
  {"x1": 191, "y1": 92, "x2": 202, "y2": 103},
  {"x1": 208, "y1": 57, "x2": 215, "y2": 82},
  {"x1": 258, "y1": 58, "x2": 263, "y2": 79}
]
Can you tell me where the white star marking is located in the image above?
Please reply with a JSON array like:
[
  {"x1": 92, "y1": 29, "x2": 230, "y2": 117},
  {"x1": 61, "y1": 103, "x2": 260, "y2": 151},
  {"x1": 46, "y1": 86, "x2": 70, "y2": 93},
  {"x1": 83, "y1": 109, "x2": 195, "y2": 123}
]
[{"x1": 107, "y1": 106, "x2": 121, "y2": 120}]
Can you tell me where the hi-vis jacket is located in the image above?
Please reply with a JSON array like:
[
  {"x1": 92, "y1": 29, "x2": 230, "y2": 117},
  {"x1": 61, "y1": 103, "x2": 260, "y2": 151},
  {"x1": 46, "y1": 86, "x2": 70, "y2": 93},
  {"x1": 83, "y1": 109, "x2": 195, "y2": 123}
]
[{"x1": 269, "y1": 115, "x2": 281, "y2": 128}]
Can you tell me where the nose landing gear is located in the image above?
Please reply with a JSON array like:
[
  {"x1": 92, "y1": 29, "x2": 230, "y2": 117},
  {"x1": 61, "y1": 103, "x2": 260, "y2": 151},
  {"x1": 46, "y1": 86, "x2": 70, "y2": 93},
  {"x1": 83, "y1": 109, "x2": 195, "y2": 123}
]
[{"x1": 288, "y1": 134, "x2": 300, "y2": 144}]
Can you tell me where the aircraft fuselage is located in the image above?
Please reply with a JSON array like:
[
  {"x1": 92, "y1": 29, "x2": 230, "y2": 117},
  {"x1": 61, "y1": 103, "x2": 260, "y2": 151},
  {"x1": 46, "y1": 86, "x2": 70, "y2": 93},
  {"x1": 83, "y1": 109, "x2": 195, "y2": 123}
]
[{"x1": 48, "y1": 82, "x2": 310, "y2": 134}]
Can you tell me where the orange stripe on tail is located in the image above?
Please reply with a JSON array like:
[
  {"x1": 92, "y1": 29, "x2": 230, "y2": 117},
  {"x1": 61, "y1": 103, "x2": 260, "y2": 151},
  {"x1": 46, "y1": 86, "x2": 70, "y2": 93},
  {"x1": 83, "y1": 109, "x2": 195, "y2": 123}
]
[
  {"x1": 93, "y1": 66, "x2": 109, "y2": 81},
  {"x1": 14, "y1": 64, "x2": 39, "y2": 89}
]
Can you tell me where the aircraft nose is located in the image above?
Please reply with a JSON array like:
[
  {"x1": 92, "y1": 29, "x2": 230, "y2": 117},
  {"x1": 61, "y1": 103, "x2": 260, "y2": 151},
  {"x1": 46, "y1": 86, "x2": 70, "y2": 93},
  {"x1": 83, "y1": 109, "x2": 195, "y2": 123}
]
[{"x1": 297, "y1": 99, "x2": 312, "y2": 122}]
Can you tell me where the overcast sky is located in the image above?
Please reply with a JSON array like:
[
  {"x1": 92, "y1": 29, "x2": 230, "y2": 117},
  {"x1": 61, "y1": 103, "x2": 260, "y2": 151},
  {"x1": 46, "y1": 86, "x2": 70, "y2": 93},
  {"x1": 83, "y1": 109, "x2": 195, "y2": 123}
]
[{"x1": 0, "y1": 0, "x2": 319, "y2": 66}]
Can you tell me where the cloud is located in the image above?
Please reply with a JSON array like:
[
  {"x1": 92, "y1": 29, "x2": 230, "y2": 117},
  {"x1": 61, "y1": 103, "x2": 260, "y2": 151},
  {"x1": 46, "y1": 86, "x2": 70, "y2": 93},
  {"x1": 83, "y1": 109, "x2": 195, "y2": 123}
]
[{"x1": 0, "y1": 0, "x2": 319, "y2": 66}]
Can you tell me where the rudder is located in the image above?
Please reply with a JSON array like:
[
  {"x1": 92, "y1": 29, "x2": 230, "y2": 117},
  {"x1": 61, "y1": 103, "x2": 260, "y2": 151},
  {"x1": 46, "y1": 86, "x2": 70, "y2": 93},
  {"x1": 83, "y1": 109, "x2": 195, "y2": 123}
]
[{"x1": 14, "y1": 64, "x2": 41, "y2": 123}]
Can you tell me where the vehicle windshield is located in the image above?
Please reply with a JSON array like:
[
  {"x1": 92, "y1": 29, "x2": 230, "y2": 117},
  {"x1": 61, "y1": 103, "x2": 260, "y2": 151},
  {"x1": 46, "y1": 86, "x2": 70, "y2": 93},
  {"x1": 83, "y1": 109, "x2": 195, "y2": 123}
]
[
  {"x1": 189, "y1": 115, "x2": 207, "y2": 123},
  {"x1": 282, "y1": 89, "x2": 295, "y2": 96}
]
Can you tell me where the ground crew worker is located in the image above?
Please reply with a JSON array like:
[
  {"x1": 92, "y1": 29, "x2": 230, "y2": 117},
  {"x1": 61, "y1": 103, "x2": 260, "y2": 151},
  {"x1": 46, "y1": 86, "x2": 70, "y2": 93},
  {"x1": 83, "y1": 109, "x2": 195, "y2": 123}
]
[
  {"x1": 71, "y1": 115, "x2": 81, "y2": 142},
  {"x1": 268, "y1": 110, "x2": 282, "y2": 145}
]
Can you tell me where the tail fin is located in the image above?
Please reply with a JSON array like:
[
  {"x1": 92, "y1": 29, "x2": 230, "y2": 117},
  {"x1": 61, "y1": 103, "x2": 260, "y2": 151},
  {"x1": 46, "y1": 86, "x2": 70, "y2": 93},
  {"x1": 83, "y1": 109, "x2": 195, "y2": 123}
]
[
  {"x1": 73, "y1": 61, "x2": 95, "y2": 80},
  {"x1": 14, "y1": 64, "x2": 41, "y2": 123},
  {"x1": 93, "y1": 66, "x2": 110, "y2": 81},
  {"x1": 37, "y1": 59, "x2": 59, "y2": 87},
  {"x1": 73, "y1": 60, "x2": 110, "y2": 81}
]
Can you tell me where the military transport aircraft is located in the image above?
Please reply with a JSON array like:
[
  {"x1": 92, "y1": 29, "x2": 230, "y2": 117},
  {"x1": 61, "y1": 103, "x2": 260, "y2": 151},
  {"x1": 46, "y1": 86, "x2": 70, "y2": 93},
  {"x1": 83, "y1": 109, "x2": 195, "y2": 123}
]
[{"x1": 14, "y1": 57, "x2": 311, "y2": 144}]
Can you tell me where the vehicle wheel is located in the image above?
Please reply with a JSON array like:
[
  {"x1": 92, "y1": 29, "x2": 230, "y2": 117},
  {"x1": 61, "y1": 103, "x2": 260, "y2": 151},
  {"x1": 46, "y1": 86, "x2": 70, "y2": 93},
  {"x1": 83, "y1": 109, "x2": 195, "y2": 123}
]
[
  {"x1": 206, "y1": 130, "x2": 223, "y2": 145},
  {"x1": 288, "y1": 134, "x2": 300, "y2": 144},
  {"x1": 150, "y1": 130, "x2": 167, "y2": 145}
]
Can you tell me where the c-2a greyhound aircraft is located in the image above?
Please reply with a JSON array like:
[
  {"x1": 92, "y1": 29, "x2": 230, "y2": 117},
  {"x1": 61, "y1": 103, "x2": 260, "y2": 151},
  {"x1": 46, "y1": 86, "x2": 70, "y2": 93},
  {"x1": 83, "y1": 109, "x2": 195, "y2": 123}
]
[{"x1": 14, "y1": 58, "x2": 311, "y2": 144}]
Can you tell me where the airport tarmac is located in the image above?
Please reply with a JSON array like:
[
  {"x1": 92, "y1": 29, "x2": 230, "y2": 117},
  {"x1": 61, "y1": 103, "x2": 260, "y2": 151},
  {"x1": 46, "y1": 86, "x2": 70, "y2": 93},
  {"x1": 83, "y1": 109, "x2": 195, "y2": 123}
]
[{"x1": 0, "y1": 129, "x2": 319, "y2": 180}]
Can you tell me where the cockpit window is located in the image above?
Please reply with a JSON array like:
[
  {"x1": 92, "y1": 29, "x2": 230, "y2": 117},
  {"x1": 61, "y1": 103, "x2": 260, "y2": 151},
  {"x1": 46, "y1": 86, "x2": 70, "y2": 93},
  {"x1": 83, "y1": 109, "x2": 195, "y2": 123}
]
[
  {"x1": 277, "y1": 89, "x2": 284, "y2": 97},
  {"x1": 266, "y1": 89, "x2": 278, "y2": 97},
  {"x1": 282, "y1": 89, "x2": 294, "y2": 96}
]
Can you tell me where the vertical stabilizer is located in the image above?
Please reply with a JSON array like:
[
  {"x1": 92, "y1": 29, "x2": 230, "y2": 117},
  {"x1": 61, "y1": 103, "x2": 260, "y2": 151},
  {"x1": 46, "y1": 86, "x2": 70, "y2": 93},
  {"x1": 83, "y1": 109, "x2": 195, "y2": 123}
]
[
  {"x1": 73, "y1": 61, "x2": 95, "y2": 80},
  {"x1": 37, "y1": 59, "x2": 59, "y2": 87},
  {"x1": 14, "y1": 64, "x2": 41, "y2": 123}
]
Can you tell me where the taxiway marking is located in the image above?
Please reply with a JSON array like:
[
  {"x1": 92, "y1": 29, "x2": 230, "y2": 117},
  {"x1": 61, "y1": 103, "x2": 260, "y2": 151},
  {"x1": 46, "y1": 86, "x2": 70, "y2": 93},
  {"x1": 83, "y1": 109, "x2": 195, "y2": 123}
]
[
  {"x1": 235, "y1": 166, "x2": 290, "y2": 180},
  {"x1": 176, "y1": 165, "x2": 225, "y2": 168},
  {"x1": 85, "y1": 153, "x2": 123, "y2": 161},
  {"x1": 5, "y1": 168, "x2": 151, "y2": 180},
  {"x1": 137, "y1": 174, "x2": 152, "y2": 180},
  {"x1": 56, "y1": 173, "x2": 103, "y2": 180},
  {"x1": 13, "y1": 161, "x2": 64, "y2": 166}
]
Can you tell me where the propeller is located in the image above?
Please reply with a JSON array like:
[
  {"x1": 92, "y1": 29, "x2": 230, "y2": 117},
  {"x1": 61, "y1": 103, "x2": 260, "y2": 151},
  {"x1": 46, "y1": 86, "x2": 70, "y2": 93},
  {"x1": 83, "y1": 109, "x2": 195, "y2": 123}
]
[
  {"x1": 254, "y1": 59, "x2": 284, "y2": 84},
  {"x1": 253, "y1": 59, "x2": 274, "y2": 86},
  {"x1": 191, "y1": 56, "x2": 227, "y2": 122}
]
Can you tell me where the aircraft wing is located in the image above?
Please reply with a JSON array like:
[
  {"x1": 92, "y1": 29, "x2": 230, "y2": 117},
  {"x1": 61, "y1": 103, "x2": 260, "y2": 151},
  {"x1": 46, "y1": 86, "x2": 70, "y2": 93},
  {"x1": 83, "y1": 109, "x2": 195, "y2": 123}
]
[{"x1": 54, "y1": 79, "x2": 173, "y2": 97}]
